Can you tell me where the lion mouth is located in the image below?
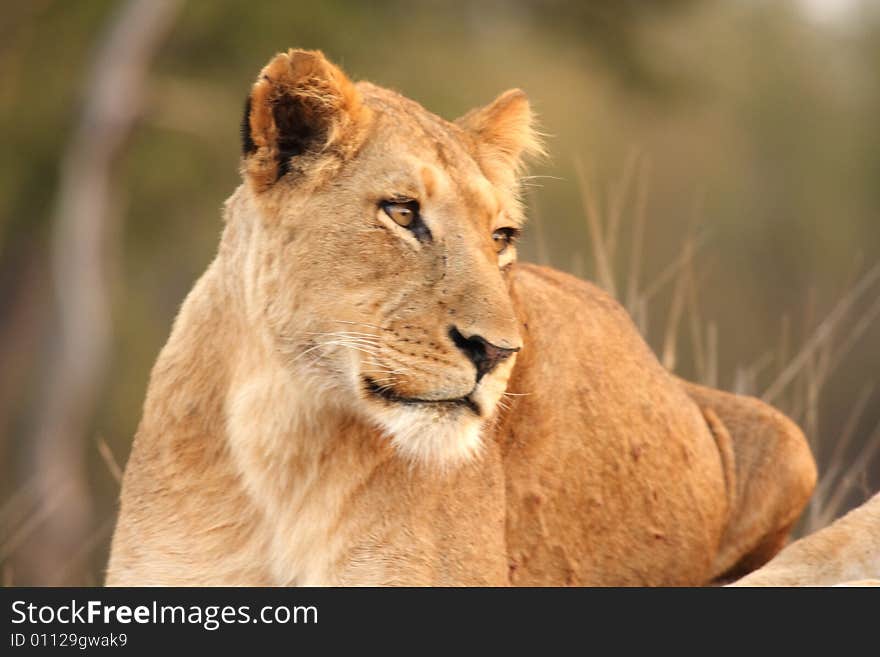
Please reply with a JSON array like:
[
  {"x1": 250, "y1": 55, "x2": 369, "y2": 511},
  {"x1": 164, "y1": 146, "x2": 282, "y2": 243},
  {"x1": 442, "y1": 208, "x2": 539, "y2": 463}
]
[{"x1": 363, "y1": 377, "x2": 481, "y2": 415}]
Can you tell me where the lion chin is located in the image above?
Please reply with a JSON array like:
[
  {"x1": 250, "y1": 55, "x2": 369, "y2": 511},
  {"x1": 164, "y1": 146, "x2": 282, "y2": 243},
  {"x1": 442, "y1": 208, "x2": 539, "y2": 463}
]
[
  {"x1": 354, "y1": 356, "x2": 516, "y2": 469},
  {"x1": 371, "y1": 405, "x2": 484, "y2": 468}
]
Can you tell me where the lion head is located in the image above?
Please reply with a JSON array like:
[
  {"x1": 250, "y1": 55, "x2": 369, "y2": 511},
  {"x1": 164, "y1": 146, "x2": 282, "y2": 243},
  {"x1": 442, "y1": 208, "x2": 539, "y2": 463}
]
[{"x1": 233, "y1": 49, "x2": 542, "y2": 466}]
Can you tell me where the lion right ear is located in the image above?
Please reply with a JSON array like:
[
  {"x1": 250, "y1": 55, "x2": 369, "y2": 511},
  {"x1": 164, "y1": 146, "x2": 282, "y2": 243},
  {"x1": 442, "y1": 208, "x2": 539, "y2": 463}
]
[
  {"x1": 240, "y1": 49, "x2": 368, "y2": 192},
  {"x1": 455, "y1": 89, "x2": 544, "y2": 189}
]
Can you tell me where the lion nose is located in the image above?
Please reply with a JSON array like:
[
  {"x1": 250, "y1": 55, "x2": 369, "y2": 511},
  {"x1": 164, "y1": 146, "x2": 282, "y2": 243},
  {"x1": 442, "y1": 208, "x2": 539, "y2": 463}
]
[{"x1": 449, "y1": 326, "x2": 520, "y2": 382}]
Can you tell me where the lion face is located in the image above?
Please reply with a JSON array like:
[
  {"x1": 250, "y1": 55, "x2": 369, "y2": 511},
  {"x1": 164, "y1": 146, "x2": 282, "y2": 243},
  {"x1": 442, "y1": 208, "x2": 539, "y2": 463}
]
[{"x1": 237, "y1": 50, "x2": 541, "y2": 466}]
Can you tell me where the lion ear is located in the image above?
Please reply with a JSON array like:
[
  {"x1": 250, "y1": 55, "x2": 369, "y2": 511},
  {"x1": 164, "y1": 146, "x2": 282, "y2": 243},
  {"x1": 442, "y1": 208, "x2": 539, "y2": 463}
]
[
  {"x1": 241, "y1": 49, "x2": 368, "y2": 191},
  {"x1": 455, "y1": 89, "x2": 544, "y2": 184}
]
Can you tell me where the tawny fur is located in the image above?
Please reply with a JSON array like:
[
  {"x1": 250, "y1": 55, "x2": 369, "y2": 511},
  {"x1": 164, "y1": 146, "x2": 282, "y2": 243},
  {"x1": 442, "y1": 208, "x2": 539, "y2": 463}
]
[
  {"x1": 730, "y1": 492, "x2": 880, "y2": 586},
  {"x1": 106, "y1": 49, "x2": 816, "y2": 586}
]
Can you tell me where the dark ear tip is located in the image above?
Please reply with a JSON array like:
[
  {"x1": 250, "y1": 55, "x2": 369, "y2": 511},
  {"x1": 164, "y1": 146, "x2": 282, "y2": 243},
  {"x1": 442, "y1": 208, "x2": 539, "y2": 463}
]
[{"x1": 241, "y1": 94, "x2": 257, "y2": 156}]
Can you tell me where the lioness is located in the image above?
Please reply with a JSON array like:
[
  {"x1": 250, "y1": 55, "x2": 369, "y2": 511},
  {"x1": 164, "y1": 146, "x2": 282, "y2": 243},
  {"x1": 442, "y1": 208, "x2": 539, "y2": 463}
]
[
  {"x1": 106, "y1": 49, "x2": 816, "y2": 586},
  {"x1": 731, "y1": 492, "x2": 880, "y2": 586}
]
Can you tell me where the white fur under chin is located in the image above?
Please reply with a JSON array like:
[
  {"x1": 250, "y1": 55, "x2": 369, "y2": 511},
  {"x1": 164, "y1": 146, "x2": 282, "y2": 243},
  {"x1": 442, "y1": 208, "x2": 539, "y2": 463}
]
[
  {"x1": 374, "y1": 405, "x2": 486, "y2": 469},
  {"x1": 360, "y1": 356, "x2": 515, "y2": 470}
]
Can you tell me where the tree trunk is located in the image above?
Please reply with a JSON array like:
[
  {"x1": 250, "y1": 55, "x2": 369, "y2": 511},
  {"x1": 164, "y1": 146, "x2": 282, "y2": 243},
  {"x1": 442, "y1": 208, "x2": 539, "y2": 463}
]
[{"x1": 16, "y1": 0, "x2": 182, "y2": 585}]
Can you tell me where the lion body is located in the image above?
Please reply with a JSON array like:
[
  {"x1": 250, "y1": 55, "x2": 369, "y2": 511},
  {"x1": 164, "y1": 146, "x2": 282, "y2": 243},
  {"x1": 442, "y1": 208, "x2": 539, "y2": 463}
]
[
  {"x1": 107, "y1": 258, "x2": 814, "y2": 586},
  {"x1": 731, "y1": 492, "x2": 880, "y2": 586},
  {"x1": 106, "y1": 50, "x2": 817, "y2": 586}
]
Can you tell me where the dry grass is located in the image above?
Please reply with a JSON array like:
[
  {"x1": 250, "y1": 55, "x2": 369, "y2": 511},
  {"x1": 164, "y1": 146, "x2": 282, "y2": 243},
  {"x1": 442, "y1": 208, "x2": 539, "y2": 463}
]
[
  {"x1": 0, "y1": 440, "x2": 123, "y2": 587},
  {"x1": 559, "y1": 155, "x2": 880, "y2": 539}
]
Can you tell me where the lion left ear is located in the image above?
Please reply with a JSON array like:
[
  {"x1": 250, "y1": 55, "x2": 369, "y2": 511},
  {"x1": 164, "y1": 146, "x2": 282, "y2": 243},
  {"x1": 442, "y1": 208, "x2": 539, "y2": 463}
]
[
  {"x1": 241, "y1": 49, "x2": 369, "y2": 192},
  {"x1": 455, "y1": 89, "x2": 544, "y2": 185}
]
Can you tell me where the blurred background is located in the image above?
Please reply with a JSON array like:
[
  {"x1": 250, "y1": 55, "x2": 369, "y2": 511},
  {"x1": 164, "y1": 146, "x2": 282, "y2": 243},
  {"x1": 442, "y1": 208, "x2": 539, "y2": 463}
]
[{"x1": 1, "y1": 0, "x2": 879, "y2": 585}]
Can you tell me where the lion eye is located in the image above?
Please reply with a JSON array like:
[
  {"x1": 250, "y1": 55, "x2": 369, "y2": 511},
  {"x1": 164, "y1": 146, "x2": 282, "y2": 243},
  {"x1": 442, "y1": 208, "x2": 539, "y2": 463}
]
[
  {"x1": 381, "y1": 200, "x2": 419, "y2": 227},
  {"x1": 492, "y1": 227, "x2": 519, "y2": 255},
  {"x1": 379, "y1": 199, "x2": 431, "y2": 242}
]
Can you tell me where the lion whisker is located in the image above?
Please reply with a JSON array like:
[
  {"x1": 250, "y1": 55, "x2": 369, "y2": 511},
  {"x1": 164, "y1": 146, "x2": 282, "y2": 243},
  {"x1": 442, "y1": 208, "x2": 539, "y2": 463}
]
[
  {"x1": 306, "y1": 333, "x2": 383, "y2": 346},
  {"x1": 330, "y1": 319, "x2": 391, "y2": 332},
  {"x1": 324, "y1": 342, "x2": 382, "y2": 358},
  {"x1": 307, "y1": 330, "x2": 383, "y2": 342},
  {"x1": 362, "y1": 375, "x2": 405, "y2": 387},
  {"x1": 291, "y1": 338, "x2": 384, "y2": 365}
]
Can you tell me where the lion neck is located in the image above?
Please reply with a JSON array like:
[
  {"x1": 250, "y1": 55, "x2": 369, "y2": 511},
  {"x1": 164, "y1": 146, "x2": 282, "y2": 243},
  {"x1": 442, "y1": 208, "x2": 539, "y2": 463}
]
[
  {"x1": 219, "y1": 321, "x2": 389, "y2": 583},
  {"x1": 143, "y1": 188, "x2": 396, "y2": 583}
]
